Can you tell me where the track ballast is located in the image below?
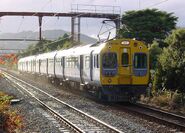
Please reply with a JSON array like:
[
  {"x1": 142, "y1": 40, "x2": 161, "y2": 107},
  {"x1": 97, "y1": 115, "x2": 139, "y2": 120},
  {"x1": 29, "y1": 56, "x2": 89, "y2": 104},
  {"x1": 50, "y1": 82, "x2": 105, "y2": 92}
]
[{"x1": 3, "y1": 71, "x2": 123, "y2": 133}]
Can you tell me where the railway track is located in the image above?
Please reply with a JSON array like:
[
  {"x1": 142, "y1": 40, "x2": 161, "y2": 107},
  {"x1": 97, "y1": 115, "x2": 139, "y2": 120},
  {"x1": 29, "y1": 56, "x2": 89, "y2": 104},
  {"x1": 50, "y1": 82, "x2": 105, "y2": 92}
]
[
  {"x1": 3, "y1": 71, "x2": 123, "y2": 133},
  {"x1": 118, "y1": 103, "x2": 185, "y2": 131}
]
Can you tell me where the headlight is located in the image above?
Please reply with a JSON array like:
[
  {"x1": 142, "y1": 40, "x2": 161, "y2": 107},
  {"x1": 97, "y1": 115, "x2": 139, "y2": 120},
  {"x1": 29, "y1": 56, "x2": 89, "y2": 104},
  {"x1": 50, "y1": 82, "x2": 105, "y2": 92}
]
[
  {"x1": 108, "y1": 78, "x2": 112, "y2": 83},
  {"x1": 121, "y1": 41, "x2": 130, "y2": 45}
]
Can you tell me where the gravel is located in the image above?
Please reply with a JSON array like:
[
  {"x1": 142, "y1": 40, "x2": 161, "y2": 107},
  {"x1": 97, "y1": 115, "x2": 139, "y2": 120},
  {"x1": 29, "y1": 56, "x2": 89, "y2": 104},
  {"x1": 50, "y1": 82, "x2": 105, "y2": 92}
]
[
  {"x1": 0, "y1": 76, "x2": 62, "y2": 133},
  {"x1": 3, "y1": 70, "x2": 182, "y2": 133}
]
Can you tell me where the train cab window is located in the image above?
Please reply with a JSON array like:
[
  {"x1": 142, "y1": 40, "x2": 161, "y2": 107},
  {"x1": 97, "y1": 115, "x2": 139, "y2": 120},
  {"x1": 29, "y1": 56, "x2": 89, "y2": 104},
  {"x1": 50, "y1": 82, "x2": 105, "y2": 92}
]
[
  {"x1": 102, "y1": 53, "x2": 117, "y2": 68},
  {"x1": 122, "y1": 53, "x2": 129, "y2": 66},
  {"x1": 134, "y1": 53, "x2": 147, "y2": 68}
]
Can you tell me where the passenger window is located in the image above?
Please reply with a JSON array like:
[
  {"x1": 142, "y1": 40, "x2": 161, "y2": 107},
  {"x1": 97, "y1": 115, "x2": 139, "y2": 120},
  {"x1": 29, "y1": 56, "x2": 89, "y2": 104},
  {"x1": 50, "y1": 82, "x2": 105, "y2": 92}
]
[
  {"x1": 74, "y1": 57, "x2": 78, "y2": 68},
  {"x1": 97, "y1": 55, "x2": 99, "y2": 68},
  {"x1": 93, "y1": 55, "x2": 99, "y2": 68},
  {"x1": 122, "y1": 53, "x2": 129, "y2": 66},
  {"x1": 85, "y1": 56, "x2": 90, "y2": 68},
  {"x1": 61, "y1": 58, "x2": 63, "y2": 66},
  {"x1": 94, "y1": 56, "x2": 96, "y2": 68}
]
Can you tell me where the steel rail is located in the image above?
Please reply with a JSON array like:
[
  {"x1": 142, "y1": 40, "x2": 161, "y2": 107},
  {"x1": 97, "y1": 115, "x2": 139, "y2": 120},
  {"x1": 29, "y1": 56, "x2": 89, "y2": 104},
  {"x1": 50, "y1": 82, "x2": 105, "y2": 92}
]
[
  {"x1": 5, "y1": 74, "x2": 84, "y2": 133},
  {"x1": 134, "y1": 103, "x2": 185, "y2": 130},
  {"x1": 117, "y1": 103, "x2": 185, "y2": 131},
  {"x1": 136, "y1": 102, "x2": 185, "y2": 121},
  {"x1": 3, "y1": 71, "x2": 123, "y2": 133}
]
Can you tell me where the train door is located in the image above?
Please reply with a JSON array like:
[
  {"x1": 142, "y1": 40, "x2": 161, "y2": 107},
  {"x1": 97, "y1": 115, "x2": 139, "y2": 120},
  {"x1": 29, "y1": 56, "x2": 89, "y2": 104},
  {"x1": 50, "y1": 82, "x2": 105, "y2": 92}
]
[
  {"x1": 80, "y1": 55, "x2": 84, "y2": 84},
  {"x1": 119, "y1": 47, "x2": 132, "y2": 84},
  {"x1": 46, "y1": 59, "x2": 48, "y2": 75},
  {"x1": 39, "y1": 59, "x2": 41, "y2": 74},
  {"x1": 53, "y1": 54, "x2": 57, "y2": 77},
  {"x1": 90, "y1": 51, "x2": 94, "y2": 81}
]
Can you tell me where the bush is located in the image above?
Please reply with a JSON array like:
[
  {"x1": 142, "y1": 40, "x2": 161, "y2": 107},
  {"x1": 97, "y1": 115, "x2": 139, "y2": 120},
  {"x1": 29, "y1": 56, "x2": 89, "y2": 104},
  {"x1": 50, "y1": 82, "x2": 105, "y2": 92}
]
[
  {"x1": 0, "y1": 92, "x2": 23, "y2": 133},
  {"x1": 4, "y1": 111, "x2": 23, "y2": 133},
  {"x1": 155, "y1": 29, "x2": 185, "y2": 94},
  {"x1": 150, "y1": 91, "x2": 171, "y2": 107},
  {"x1": 148, "y1": 41, "x2": 162, "y2": 69}
]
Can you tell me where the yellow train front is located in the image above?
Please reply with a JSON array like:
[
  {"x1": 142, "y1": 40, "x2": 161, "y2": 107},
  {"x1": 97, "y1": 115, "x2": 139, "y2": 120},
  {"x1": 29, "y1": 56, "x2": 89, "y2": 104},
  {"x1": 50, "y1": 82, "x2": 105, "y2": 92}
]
[{"x1": 99, "y1": 39, "x2": 149, "y2": 101}]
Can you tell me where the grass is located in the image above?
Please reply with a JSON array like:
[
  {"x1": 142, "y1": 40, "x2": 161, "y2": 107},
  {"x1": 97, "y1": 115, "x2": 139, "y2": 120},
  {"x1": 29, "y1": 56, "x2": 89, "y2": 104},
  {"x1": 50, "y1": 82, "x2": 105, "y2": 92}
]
[
  {"x1": 140, "y1": 90, "x2": 185, "y2": 115},
  {"x1": 0, "y1": 91, "x2": 23, "y2": 133}
]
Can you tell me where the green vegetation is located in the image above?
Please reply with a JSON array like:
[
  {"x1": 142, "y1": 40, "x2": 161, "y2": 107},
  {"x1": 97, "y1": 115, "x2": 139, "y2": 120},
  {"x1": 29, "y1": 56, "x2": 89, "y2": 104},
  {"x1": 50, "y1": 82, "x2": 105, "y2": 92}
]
[
  {"x1": 155, "y1": 29, "x2": 185, "y2": 94},
  {"x1": 120, "y1": 9, "x2": 177, "y2": 44},
  {"x1": 141, "y1": 90, "x2": 185, "y2": 113},
  {"x1": 148, "y1": 41, "x2": 162, "y2": 69},
  {"x1": 0, "y1": 91, "x2": 23, "y2": 132},
  {"x1": 119, "y1": 8, "x2": 185, "y2": 111},
  {"x1": 143, "y1": 29, "x2": 185, "y2": 111},
  {"x1": 19, "y1": 33, "x2": 73, "y2": 57},
  {"x1": 16, "y1": 9, "x2": 185, "y2": 111}
]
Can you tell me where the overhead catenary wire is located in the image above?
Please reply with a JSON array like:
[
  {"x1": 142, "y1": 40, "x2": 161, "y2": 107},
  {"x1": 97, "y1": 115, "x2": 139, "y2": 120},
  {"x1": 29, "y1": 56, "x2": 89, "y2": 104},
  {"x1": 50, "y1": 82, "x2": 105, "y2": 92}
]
[
  {"x1": 17, "y1": 16, "x2": 25, "y2": 32},
  {"x1": 2, "y1": 3, "x2": 121, "y2": 51},
  {"x1": 121, "y1": 0, "x2": 171, "y2": 35},
  {"x1": 18, "y1": 0, "x2": 56, "y2": 40},
  {"x1": 147, "y1": 0, "x2": 170, "y2": 8}
]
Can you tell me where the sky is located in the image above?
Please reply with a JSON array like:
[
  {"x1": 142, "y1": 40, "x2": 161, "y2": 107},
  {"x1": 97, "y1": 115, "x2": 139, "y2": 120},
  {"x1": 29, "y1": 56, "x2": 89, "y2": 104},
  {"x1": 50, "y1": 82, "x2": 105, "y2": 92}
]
[{"x1": 0, "y1": 0, "x2": 184, "y2": 39}]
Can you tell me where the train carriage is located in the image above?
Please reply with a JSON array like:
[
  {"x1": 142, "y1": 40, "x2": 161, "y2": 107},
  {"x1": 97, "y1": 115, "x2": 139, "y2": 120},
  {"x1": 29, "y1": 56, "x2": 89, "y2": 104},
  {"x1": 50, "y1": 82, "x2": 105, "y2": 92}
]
[{"x1": 18, "y1": 38, "x2": 149, "y2": 101}]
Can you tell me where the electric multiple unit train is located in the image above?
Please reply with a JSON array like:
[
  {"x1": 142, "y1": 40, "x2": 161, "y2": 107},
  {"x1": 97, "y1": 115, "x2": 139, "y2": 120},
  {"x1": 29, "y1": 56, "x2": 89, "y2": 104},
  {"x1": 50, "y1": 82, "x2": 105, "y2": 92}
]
[{"x1": 18, "y1": 38, "x2": 149, "y2": 101}]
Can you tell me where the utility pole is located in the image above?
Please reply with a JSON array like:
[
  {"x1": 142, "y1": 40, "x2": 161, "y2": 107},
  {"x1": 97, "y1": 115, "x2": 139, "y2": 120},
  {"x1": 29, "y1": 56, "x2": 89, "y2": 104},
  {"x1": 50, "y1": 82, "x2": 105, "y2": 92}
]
[{"x1": 38, "y1": 16, "x2": 43, "y2": 41}]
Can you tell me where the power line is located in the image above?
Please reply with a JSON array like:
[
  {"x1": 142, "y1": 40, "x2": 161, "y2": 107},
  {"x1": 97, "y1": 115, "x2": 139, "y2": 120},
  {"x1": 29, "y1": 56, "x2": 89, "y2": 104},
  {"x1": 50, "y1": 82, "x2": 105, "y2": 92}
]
[
  {"x1": 18, "y1": 0, "x2": 54, "y2": 41},
  {"x1": 17, "y1": 16, "x2": 25, "y2": 32},
  {"x1": 147, "y1": 0, "x2": 170, "y2": 8}
]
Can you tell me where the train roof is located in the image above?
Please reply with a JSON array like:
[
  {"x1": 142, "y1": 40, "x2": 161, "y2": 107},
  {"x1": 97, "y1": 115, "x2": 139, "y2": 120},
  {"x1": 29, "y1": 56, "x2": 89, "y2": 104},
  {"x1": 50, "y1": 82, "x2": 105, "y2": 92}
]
[
  {"x1": 18, "y1": 55, "x2": 36, "y2": 62},
  {"x1": 19, "y1": 41, "x2": 107, "y2": 62},
  {"x1": 36, "y1": 51, "x2": 57, "y2": 60},
  {"x1": 56, "y1": 42, "x2": 106, "y2": 57}
]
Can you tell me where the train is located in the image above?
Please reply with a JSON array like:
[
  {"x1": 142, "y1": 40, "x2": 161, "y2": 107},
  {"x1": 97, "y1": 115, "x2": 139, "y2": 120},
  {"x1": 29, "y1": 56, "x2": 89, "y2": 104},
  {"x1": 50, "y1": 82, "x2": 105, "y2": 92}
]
[{"x1": 18, "y1": 38, "x2": 149, "y2": 101}]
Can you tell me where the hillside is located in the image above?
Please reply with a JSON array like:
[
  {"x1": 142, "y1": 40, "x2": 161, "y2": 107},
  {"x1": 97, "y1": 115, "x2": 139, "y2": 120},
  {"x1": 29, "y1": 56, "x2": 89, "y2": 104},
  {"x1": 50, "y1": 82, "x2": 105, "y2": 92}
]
[{"x1": 0, "y1": 30, "x2": 97, "y2": 51}]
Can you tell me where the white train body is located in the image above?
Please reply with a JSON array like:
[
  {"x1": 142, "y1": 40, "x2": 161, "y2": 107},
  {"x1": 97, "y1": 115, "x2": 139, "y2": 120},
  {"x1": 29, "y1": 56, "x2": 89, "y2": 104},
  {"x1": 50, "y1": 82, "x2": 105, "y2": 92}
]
[
  {"x1": 18, "y1": 39, "x2": 149, "y2": 101},
  {"x1": 18, "y1": 43, "x2": 104, "y2": 86}
]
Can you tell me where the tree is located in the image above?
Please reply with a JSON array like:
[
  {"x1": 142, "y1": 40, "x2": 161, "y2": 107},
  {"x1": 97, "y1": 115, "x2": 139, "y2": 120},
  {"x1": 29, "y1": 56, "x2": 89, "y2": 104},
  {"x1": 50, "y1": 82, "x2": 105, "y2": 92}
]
[
  {"x1": 148, "y1": 40, "x2": 162, "y2": 69},
  {"x1": 155, "y1": 29, "x2": 185, "y2": 94},
  {"x1": 120, "y1": 9, "x2": 178, "y2": 44},
  {"x1": 18, "y1": 34, "x2": 72, "y2": 57}
]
